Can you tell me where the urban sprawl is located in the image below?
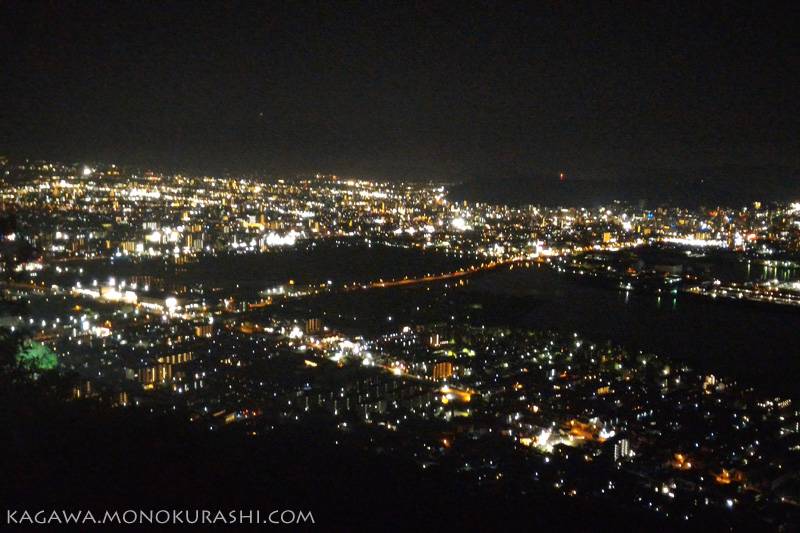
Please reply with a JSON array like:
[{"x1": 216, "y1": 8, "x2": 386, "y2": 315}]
[{"x1": 2, "y1": 159, "x2": 800, "y2": 525}]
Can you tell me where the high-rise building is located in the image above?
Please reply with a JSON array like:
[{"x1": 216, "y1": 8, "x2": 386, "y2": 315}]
[
  {"x1": 306, "y1": 318, "x2": 323, "y2": 334},
  {"x1": 433, "y1": 361, "x2": 453, "y2": 380},
  {"x1": 613, "y1": 438, "x2": 630, "y2": 462}
]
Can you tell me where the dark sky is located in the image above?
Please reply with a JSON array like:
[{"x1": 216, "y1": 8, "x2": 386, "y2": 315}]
[{"x1": 2, "y1": 1, "x2": 799, "y2": 181}]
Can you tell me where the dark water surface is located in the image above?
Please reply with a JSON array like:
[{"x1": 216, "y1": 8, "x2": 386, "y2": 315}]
[
  {"x1": 53, "y1": 241, "x2": 479, "y2": 290},
  {"x1": 468, "y1": 264, "x2": 800, "y2": 398}
]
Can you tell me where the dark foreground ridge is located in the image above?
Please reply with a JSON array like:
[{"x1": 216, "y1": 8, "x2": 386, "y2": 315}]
[{"x1": 1, "y1": 385, "x2": 777, "y2": 532}]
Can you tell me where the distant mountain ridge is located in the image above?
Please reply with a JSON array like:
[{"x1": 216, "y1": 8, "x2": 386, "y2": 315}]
[{"x1": 448, "y1": 165, "x2": 800, "y2": 208}]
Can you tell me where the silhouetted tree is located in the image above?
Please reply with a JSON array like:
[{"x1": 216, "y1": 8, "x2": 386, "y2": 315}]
[
  {"x1": 0, "y1": 326, "x2": 26, "y2": 386},
  {"x1": 0, "y1": 211, "x2": 38, "y2": 282}
]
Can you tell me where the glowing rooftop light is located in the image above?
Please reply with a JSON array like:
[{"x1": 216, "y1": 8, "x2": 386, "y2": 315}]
[{"x1": 451, "y1": 217, "x2": 468, "y2": 231}]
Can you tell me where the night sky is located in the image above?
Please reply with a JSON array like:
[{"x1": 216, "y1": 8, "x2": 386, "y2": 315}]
[{"x1": 2, "y1": 2, "x2": 799, "y2": 183}]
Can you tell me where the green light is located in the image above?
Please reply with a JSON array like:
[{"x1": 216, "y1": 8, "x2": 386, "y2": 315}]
[{"x1": 17, "y1": 341, "x2": 57, "y2": 371}]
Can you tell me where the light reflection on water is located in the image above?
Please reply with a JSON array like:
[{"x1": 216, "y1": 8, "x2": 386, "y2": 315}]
[{"x1": 468, "y1": 264, "x2": 800, "y2": 398}]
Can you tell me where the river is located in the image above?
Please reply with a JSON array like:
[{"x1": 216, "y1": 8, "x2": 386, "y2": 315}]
[{"x1": 467, "y1": 263, "x2": 800, "y2": 398}]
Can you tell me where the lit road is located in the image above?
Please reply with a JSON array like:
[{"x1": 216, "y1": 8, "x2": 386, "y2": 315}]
[{"x1": 348, "y1": 256, "x2": 533, "y2": 291}]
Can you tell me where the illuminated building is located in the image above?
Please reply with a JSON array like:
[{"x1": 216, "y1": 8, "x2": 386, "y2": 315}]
[
  {"x1": 137, "y1": 363, "x2": 172, "y2": 386},
  {"x1": 195, "y1": 324, "x2": 213, "y2": 337},
  {"x1": 433, "y1": 361, "x2": 453, "y2": 380},
  {"x1": 306, "y1": 318, "x2": 322, "y2": 334},
  {"x1": 613, "y1": 439, "x2": 630, "y2": 462}
]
